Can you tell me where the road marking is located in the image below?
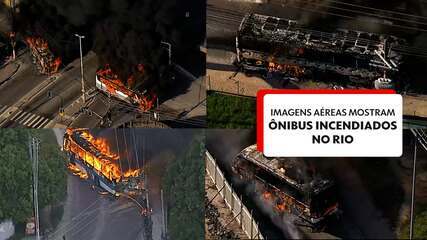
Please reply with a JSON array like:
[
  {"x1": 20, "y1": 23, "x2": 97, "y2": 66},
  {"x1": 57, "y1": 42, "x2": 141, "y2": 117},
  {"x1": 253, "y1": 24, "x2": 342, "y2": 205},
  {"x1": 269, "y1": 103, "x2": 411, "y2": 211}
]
[
  {"x1": 31, "y1": 117, "x2": 47, "y2": 128},
  {"x1": 0, "y1": 104, "x2": 50, "y2": 128},
  {"x1": 0, "y1": 105, "x2": 8, "y2": 114},
  {"x1": 9, "y1": 108, "x2": 23, "y2": 121},
  {"x1": 33, "y1": 118, "x2": 50, "y2": 128},
  {"x1": 16, "y1": 111, "x2": 33, "y2": 123},
  {"x1": 23, "y1": 114, "x2": 42, "y2": 126}
]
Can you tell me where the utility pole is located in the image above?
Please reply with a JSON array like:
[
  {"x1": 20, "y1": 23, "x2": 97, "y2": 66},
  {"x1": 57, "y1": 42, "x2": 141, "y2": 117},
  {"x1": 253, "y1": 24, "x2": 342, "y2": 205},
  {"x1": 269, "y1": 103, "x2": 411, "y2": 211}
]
[
  {"x1": 409, "y1": 139, "x2": 417, "y2": 240},
  {"x1": 154, "y1": 97, "x2": 160, "y2": 121},
  {"x1": 161, "y1": 189, "x2": 167, "y2": 240},
  {"x1": 8, "y1": 0, "x2": 16, "y2": 60},
  {"x1": 75, "y1": 34, "x2": 86, "y2": 103},
  {"x1": 29, "y1": 137, "x2": 40, "y2": 240},
  {"x1": 143, "y1": 135, "x2": 149, "y2": 211}
]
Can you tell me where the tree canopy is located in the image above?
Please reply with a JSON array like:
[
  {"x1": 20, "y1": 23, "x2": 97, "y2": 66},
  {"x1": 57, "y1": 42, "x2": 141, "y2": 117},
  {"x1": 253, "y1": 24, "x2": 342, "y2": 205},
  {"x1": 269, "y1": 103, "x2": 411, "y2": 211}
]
[
  {"x1": 163, "y1": 134, "x2": 204, "y2": 240},
  {"x1": 0, "y1": 129, "x2": 67, "y2": 224}
]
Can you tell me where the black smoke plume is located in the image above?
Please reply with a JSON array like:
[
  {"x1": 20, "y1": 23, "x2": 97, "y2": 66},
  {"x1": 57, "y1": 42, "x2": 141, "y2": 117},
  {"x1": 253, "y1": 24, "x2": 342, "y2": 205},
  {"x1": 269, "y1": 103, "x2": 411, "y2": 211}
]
[{"x1": 15, "y1": 0, "x2": 204, "y2": 92}]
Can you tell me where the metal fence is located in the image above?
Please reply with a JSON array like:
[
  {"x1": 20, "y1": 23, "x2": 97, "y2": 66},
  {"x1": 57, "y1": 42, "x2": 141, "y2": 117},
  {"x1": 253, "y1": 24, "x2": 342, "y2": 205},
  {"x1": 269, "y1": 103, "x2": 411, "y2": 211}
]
[{"x1": 205, "y1": 151, "x2": 264, "y2": 239}]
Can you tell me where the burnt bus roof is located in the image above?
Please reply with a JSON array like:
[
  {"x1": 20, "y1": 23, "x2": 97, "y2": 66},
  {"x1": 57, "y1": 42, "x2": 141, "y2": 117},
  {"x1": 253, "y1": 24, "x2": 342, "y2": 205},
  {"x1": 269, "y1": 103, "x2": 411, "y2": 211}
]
[
  {"x1": 237, "y1": 13, "x2": 404, "y2": 64},
  {"x1": 237, "y1": 145, "x2": 334, "y2": 195},
  {"x1": 68, "y1": 130, "x2": 118, "y2": 162}
]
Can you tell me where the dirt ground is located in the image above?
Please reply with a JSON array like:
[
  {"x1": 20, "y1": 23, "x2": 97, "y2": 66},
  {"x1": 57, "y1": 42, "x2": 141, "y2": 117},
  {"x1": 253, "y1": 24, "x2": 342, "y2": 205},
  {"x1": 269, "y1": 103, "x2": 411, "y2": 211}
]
[
  {"x1": 402, "y1": 95, "x2": 427, "y2": 119},
  {"x1": 205, "y1": 173, "x2": 248, "y2": 239}
]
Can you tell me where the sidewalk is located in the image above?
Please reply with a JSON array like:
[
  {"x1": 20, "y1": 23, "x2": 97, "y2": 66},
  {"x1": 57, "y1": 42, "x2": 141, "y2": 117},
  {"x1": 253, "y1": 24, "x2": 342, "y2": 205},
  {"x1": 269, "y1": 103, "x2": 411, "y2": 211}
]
[
  {"x1": 45, "y1": 88, "x2": 97, "y2": 128},
  {"x1": 0, "y1": 62, "x2": 19, "y2": 85},
  {"x1": 207, "y1": 69, "x2": 272, "y2": 97}
]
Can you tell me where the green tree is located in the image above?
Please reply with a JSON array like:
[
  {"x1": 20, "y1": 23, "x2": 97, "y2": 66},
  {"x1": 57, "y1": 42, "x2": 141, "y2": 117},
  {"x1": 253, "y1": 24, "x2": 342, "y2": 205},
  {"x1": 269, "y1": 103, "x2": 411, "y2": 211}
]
[
  {"x1": 0, "y1": 129, "x2": 33, "y2": 223},
  {"x1": 400, "y1": 204, "x2": 427, "y2": 239},
  {"x1": 0, "y1": 129, "x2": 67, "y2": 224},
  {"x1": 163, "y1": 134, "x2": 204, "y2": 240}
]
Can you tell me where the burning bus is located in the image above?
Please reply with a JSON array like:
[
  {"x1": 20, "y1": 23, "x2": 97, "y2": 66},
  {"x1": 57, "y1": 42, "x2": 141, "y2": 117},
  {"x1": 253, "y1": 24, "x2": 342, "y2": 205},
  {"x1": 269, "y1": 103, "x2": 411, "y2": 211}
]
[
  {"x1": 96, "y1": 64, "x2": 156, "y2": 111},
  {"x1": 25, "y1": 37, "x2": 61, "y2": 75},
  {"x1": 236, "y1": 13, "x2": 405, "y2": 89},
  {"x1": 63, "y1": 128, "x2": 144, "y2": 197},
  {"x1": 232, "y1": 145, "x2": 339, "y2": 231}
]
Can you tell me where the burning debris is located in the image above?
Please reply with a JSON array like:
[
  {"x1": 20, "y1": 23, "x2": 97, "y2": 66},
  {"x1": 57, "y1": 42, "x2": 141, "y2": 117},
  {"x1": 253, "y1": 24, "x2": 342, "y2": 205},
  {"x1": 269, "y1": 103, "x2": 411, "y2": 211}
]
[
  {"x1": 25, "y1": 36, "x2": 61, "y2": 75},
  {"x1": 67, "y1": 163, "x2": 88, "y2": 180},
  {"x1": 96, "y1": 65, "x2": 156, "y2": 111},
  {"x1": 232, "y1": 145, "x2": 339, "y2": 231},
  {"x1": 267, "y1": 62, "x2": 305, "y2": 79}
]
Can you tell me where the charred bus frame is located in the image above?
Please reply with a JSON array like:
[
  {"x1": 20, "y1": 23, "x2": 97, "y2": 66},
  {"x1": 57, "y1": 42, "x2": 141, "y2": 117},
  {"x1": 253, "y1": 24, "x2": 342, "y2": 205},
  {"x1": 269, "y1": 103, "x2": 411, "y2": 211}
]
[
  {"x1": 232, "y1": 145, "x2": 339, "y2": 230},
  {"x1": 236, "y1": 13, "x2": 405, "y2": 88}
]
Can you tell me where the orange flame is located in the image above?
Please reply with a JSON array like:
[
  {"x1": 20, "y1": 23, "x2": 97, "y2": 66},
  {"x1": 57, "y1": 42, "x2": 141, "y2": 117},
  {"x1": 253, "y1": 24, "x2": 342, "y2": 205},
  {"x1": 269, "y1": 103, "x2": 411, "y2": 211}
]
[
  {"x1": 267, "y1": 61, "x2": 304, "y2": 77},
  {"x1": 263, "y1": 191, "x2": 272, "y2": 200},
  {"x1": 68, "y1": 163, "x2": 88, "y2": 179},
  {"x1": 25, "y1": 36, "x2": 61, "y2": 75},
  {"x1": 97, "y1": 65, "x2": 156, "y2": 111},
  {"x1": 26, "y1": 37, "x2": 49, "y2": 49},
  {"x1": 276, "y1": 202, "x2": 287, "y2": 212},
  {"x1": 64, "y1": 129, "x2": 142, "y2": 183},
  {"x1": 80, "y1": 130, "x2": 119, "y2": 160},
  {"x1": 123, "y1": 169, "x2": 141, "y2": 178}
]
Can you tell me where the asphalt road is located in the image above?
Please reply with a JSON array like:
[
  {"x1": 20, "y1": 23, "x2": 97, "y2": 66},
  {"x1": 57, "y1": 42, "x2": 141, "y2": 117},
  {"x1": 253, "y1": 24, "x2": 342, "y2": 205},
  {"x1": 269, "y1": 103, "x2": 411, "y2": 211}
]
[
  {"x1": 48, "y1": 129, "x2": 146, "y2": 240},
  {"x1": 0, "y1": 48, "x2": 206, "y2": 128},
  {"x1": 45, "y1": 175, "x2": 145, "y2": 240},
  {"x1": 0, "y1": 50, "x2": 101, "y2": 128},
  {"x1": 0, "y1": 52, "x2": 47, "y2": 107},
  {"x1": 48, "y1": 129, "x2": 202, "y2": 240}
]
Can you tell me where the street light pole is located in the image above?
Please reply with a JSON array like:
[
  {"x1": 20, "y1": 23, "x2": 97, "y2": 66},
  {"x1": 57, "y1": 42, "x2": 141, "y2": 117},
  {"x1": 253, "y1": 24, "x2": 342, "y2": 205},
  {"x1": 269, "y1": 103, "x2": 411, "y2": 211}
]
[
  {"x1": 75, "y1": 34, "x2": 86, "y2": 103},
  {"x1": 409, "y1": 139, "x2": 417, "y2": 240}
]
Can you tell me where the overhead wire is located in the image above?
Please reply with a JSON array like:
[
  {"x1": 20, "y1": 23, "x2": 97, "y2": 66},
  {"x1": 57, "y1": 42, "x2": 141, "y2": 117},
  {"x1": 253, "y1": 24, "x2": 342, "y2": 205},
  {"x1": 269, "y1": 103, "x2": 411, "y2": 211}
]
[
  {"x1": 207, "y1": 5, "x2": 427, "y2": 58},
  {"x1": 123, "y1": 128, "x2": 132, "y2": 171},
  {"x1": 114, "y1": 128, "x2": 123, "y2": 175},
  {"x1": 102, "y1": 94, "x2": 206, "y2": 127},
  {"x1": 132, "y1": 129, "x2": 141, "y2": 171}
]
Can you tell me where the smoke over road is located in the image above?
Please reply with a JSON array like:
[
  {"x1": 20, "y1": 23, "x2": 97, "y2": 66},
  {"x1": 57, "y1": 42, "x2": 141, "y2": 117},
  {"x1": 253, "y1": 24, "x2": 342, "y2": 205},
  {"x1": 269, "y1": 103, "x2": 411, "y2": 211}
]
[
  {"x1": 287, "y1": 0, "x2": 427, "y2": 93},
  {"x1": 15, "y1": 0, "x2": 204, "y2": 92},
  {"x1": 206, "y1": 129, "x2": 411, "y2": 239}
]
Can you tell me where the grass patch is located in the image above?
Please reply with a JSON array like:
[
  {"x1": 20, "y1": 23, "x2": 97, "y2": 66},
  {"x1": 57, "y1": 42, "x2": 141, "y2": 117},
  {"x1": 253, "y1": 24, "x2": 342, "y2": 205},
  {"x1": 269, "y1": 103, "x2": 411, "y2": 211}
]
[{"x1": 207, "y1": 91, "x2": 256, "y2": 129}]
